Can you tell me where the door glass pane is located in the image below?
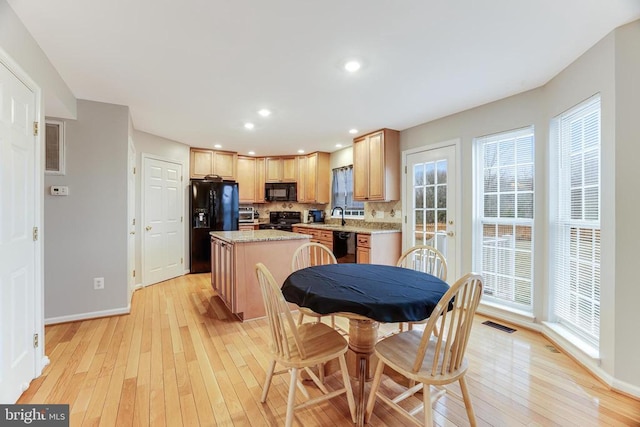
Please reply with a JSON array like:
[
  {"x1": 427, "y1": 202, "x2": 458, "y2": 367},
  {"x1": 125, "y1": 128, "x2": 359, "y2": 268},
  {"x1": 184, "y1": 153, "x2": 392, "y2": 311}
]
[
  {"x1": 425, "y1": 163, "x2": 435, "y2": 185},
  {"x1": 436, "y1": 160, "x2": 447, "y2": 184},
  {"x1": 410, "y1": 160, "x2": 448, "y2": 256},
  {"x1": 415, "y1": 187, "x2": 425, "y2": 209},
  {"x1": 414, "y1": 164, "x2": 424, "y2": 186}
]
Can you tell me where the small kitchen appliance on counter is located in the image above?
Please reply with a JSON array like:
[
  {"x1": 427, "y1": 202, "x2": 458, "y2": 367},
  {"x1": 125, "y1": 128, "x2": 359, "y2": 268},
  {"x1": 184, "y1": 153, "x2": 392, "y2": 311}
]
[
  {"x1": 308, "y1": 209, "x2": 325, "y2": 223},
  {"x1": 238, "y1": 206, "x2": 256, "y2": 223}
]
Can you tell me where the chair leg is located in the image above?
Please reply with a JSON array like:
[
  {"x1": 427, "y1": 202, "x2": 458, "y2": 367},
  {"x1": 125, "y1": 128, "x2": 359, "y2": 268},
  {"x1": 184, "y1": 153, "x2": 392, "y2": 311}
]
[
  {"x1": 330, "y1": 315, "x2": 336, "y2": 329},
  {"x1": 297, "y1": 312, "x2": 304, "y2": 326},
  {"x1": 285, "y1": 368, "x2": 298, "y2": 427},
  {"x1": 459, "y1": 376, "x2": 477, "y2": 427},
  {"x1": 423, "y1": 382, "x2": 433, "y2": 426},
  {"x1": 364, "y1": 358, "x2": 385, "y2": 423},
  {"x1": 338, "y1": 354, "x2": 356, "y2": 424},
  {"x1": 318, "y1": 363, "x2": 325, "y2": 384},
  {"x1": 261, "y1": 359, "x2": 276, "y2": 403}
]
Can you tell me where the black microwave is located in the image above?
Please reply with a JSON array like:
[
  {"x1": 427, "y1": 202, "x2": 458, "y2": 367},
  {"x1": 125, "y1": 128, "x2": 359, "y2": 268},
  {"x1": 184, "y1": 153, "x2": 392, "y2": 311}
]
[{"x1": 265, "y1": 182, "x2": 297, "y2": 202}]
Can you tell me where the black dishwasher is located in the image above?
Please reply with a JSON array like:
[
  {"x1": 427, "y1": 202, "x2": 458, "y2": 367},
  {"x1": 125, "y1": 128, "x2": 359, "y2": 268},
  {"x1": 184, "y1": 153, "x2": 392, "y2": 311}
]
[{"x1": 333, "y1": 231, "x2": 356, "y2": 263}]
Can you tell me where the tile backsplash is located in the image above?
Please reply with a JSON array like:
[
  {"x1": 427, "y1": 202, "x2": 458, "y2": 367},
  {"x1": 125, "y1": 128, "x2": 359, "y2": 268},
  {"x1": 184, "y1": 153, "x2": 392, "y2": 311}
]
[{"x1": 245, "y1": 200, "x2": 402, "y2": 226}]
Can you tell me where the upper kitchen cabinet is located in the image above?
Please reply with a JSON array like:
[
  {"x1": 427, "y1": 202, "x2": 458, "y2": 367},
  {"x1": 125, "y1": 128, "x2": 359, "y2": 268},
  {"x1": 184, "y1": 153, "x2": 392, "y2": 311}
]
[
  {"x1": 237, "y1": 156, "x2": 266, "y2": 204},
  {"x1": 353, "y1": 129, "x2": 400, "y2": 201},
  {"x1": 298, "y1": 152, "x2": 330, "y2": 204},
  {"x1": 190, "y1": 148, "x2": 238, "y2": 180},
  {"x1": 265, "y1": 156, "x2": 297, "y2": 182}
]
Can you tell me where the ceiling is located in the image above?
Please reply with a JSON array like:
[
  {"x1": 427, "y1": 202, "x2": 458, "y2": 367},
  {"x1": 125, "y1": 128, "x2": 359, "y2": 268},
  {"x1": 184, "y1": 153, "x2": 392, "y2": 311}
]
[{"x1": 7, "y1": 0, "x2": 640, "y2": 156}]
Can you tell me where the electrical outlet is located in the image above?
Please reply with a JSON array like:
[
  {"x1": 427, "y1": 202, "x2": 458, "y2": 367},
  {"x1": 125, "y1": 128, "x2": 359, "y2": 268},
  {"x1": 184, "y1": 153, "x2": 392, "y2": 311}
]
[{"x1": 93, "y1": 277, "x2": 104, "y2": 290}]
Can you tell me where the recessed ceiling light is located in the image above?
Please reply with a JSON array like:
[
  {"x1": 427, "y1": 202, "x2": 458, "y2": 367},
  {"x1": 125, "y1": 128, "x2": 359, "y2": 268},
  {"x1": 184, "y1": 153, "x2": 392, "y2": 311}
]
[
  {"x1": 248, "y1": 151, "x2": 255, "y2": 155},
  {"x1": 336, "y1": 144, "x2": 343, "y2": 148},
  {"x1": 258, "y1": 109, "x2": 271, "y2": 117},
  {"x1": 297, "y1": 149, "x2": 305, "y2": 154},
  {"x1": 214, "y1": 144, "x2": 222, "y2": 149},
  {"x1": 244, "y1": 122, "x2": 255, "y2": 130},
  {"x1": 349, "y1": 129, "x2": 358, "y2": 134},
  {"x1": 344, "y1": 61, "x2": 361, "y2": 73}
]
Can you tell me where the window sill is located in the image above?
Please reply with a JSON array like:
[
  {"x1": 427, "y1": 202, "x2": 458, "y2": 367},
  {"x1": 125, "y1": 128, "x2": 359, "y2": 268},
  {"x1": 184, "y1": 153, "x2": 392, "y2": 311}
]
[
  {"x1": 477, "y1": 300, "x2": 537, "y2": 330},
  {"x1": 541, "y1": 321, "x2": 600, "y2": 361}
]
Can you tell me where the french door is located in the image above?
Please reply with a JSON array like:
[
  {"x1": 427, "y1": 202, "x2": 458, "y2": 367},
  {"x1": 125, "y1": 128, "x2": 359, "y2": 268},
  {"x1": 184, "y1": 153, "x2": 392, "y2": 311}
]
[{"x1": 404, "y1": 143, "x2": 458, "y2": 281}]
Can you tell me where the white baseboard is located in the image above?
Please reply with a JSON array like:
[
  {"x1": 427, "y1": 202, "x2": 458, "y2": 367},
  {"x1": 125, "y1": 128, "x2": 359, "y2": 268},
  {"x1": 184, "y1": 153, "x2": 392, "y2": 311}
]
[{"x1": 45, "y1": 306, "x2": 130, "y2": 325}]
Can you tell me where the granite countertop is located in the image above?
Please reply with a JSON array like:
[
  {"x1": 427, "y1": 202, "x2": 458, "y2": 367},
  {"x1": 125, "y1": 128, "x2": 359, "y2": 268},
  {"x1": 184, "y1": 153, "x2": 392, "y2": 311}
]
[
  {"x1": 210, "y1": 229, "x2": 311, "y2": 244},
  {"x1": 292, "y1": 223, "x2": 401, "y2": 235}
]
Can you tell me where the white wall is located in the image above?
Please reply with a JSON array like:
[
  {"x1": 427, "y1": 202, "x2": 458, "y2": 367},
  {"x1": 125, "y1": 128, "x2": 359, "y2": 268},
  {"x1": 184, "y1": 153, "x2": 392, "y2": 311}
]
[
  {"x1": 131, "y1": 130, "x2": 191, "y2": 280},
  {"x1": 612, "y1": 21, "x2": 640, "y2": 388},
  {"x1": 400, "y1": 22, "x2": 640, "y2": 392},
  {"x1": 44, "y1": 100, "x2": 129, "y2": 321},
  {"x1": 0, "y1": 0, "x2": 76, "y2": 119}
]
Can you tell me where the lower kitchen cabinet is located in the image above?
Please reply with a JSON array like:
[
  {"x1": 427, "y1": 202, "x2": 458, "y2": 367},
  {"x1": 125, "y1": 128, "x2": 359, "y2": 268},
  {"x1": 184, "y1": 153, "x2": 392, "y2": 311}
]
[
  {"x1": 293, "y1": 225, "x2": 400, "y2": 265},
  {"x1": 356, "y1": 232, "x2": 400, "y2": 265}
]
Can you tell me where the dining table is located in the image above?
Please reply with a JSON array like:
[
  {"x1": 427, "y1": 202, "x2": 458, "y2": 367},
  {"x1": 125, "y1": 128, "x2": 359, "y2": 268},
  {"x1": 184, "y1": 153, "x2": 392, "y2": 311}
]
[{"x1": 281, "y1": 263, "x2": 449, "y2": 427}]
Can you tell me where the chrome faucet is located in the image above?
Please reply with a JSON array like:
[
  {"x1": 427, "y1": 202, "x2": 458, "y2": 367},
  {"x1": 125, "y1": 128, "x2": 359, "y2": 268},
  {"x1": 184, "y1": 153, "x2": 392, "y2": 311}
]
[{"x1": 331, "y1": 206, "x2": 346, "y2": 226}]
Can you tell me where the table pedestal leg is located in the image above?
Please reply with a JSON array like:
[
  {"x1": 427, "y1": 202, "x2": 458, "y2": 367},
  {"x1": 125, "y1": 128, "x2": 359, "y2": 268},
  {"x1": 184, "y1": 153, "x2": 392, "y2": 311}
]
[{"x1": 346, "y1": 319, "x2": 378, "y2": 427}]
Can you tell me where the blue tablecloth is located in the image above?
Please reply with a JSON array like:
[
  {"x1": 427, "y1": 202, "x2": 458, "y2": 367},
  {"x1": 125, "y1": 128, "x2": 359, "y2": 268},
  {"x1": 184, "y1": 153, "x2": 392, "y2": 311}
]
[{"x1": 281, "y1": 264, "x2": 450, "y2": 323}]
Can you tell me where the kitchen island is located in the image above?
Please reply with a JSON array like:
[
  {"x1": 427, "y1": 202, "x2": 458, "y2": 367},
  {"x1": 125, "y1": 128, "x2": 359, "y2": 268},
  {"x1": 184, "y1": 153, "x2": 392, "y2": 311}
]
[{"x1": 210, "y1": 230, "x2": 310, "y2": 321}]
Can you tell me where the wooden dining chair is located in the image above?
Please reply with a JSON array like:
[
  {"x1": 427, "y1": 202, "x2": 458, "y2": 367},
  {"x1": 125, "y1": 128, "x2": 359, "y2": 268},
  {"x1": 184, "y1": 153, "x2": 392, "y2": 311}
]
[
  {"x1": 255, "y1": 263, "x2": 356, "y2": 427},
  {"x1": 291, "y1": 242, "x2": 339, "y2": 330},
  {"x1": 396, "y1": 245, "x2": 448, "y2": 332},
  {"x1": 364, "y1": 272, "x2": 483, "y2": 427}
]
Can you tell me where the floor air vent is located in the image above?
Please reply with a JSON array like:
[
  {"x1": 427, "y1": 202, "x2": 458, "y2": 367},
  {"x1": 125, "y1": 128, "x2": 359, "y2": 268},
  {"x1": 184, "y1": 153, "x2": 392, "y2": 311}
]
[{"x1": 482, "y1": 320, "x2": 517, "y2": 333}]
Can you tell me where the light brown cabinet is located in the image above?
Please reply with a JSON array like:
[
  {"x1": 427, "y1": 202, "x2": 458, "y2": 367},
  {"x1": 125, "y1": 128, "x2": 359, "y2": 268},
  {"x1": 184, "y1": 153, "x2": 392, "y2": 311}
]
[
  {"x1": 297, "y1": 152, "x2": 330, "y2": 203},
  {"x1": 353, "y1": 129, "x2": 400, "y2": 201},
  {"x1": 238, "y1": 224, "x2": 259, "y2": 231},
  {"x1": 293, "y1": 226, "x2": 401, "y2": 265},
  {"x1": 356, "y1": 234, "x2": 371, "y2": 264},
  {"x1": 293, "y1": 226, "x2": 333, "y2": 251},
  {"x1": 255, "y1": 157, "x2": 266, "y2": 203},
  {"x1": 237, "y1": 156, "x2": 256, "y2": 203},
  {"x1": 265, "y1": 156, "x2": 297, "y2": 182},
  {"x1": 237, "y1": 156, "x2": 266, "y2": 203},
  {"x1": 190, "y1": 148, "x2": 238, "y2": 180},
  {"x1": 296, "y1": 155, "x2": 307, "y2": 202},
  {"x1": 211, "y1": 237, "x2": 235, "y2": 311},
  {"x1": 355, "y1": 232, "x2": 401, "y2": 265}
]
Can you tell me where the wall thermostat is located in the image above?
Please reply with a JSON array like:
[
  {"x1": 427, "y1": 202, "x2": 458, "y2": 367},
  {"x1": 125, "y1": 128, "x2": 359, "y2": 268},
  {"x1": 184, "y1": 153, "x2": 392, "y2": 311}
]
[{"x1": 50, "y1": 186, "x2": 69, "y2": 196}]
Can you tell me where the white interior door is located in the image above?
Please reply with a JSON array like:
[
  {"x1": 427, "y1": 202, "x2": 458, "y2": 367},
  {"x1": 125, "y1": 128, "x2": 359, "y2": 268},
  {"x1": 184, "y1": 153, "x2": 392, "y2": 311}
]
[
  {"x1": 0, "y1": 62, "x2": 37, "y2": 402},
  {"x1": 404, "y1": 143, "x2": 458, "y2": 281},
  {"x1": 142, "y1": 156, "x2": 183, "y2": 285},
  {"x1": 127, "y1": 139, "x2": 136, "y2": 299}
]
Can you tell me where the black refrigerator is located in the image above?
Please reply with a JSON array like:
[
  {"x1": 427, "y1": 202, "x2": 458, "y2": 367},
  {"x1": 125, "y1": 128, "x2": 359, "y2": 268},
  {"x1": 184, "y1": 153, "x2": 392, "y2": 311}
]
[{"x1": 190, "y1": 179, "x2": 239, "y2": 273}]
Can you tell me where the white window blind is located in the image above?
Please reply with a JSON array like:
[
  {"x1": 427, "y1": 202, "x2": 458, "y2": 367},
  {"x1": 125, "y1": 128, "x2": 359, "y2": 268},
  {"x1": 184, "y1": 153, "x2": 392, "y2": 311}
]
[
  {"x1": 332, "y1": 166, "x2": 364, "y2": 217},
  {"x1": 551, "y1": 95, "x2": 601, "y2": 346},
  {"x1": 474, "y1": 127, "x2": 534, "y2": 310}
]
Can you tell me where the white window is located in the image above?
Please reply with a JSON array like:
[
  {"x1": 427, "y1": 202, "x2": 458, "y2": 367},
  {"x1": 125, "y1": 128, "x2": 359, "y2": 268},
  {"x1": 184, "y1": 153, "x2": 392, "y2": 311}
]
[
  {"x1": 474, "y1": 127, "x2": 534, "y2": 311},
  {"x1": 550, "y1": 95, "x2": 601, "y2": 346},
  {"x1": 45, "y1": 119, "x2": 65, "y2": 175},
  {"x1": 332, "y1": 166, "x2": 365, "y2": 218}
]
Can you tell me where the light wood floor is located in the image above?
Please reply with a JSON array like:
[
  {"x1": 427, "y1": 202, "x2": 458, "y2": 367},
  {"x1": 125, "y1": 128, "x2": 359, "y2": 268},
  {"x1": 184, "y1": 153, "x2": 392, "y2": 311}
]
[{"x1": 19, "y1": 273, "x2": 640, "y2": 426}]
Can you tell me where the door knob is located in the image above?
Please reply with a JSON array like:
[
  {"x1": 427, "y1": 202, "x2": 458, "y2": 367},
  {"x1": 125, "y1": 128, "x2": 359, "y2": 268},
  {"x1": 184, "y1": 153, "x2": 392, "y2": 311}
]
[
  {"x1": 447, "y1": 231, "x2": 455, "y2": 237},
  {"x1": 145, "y1": 226, "x2": 152, "y2": 231}
]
